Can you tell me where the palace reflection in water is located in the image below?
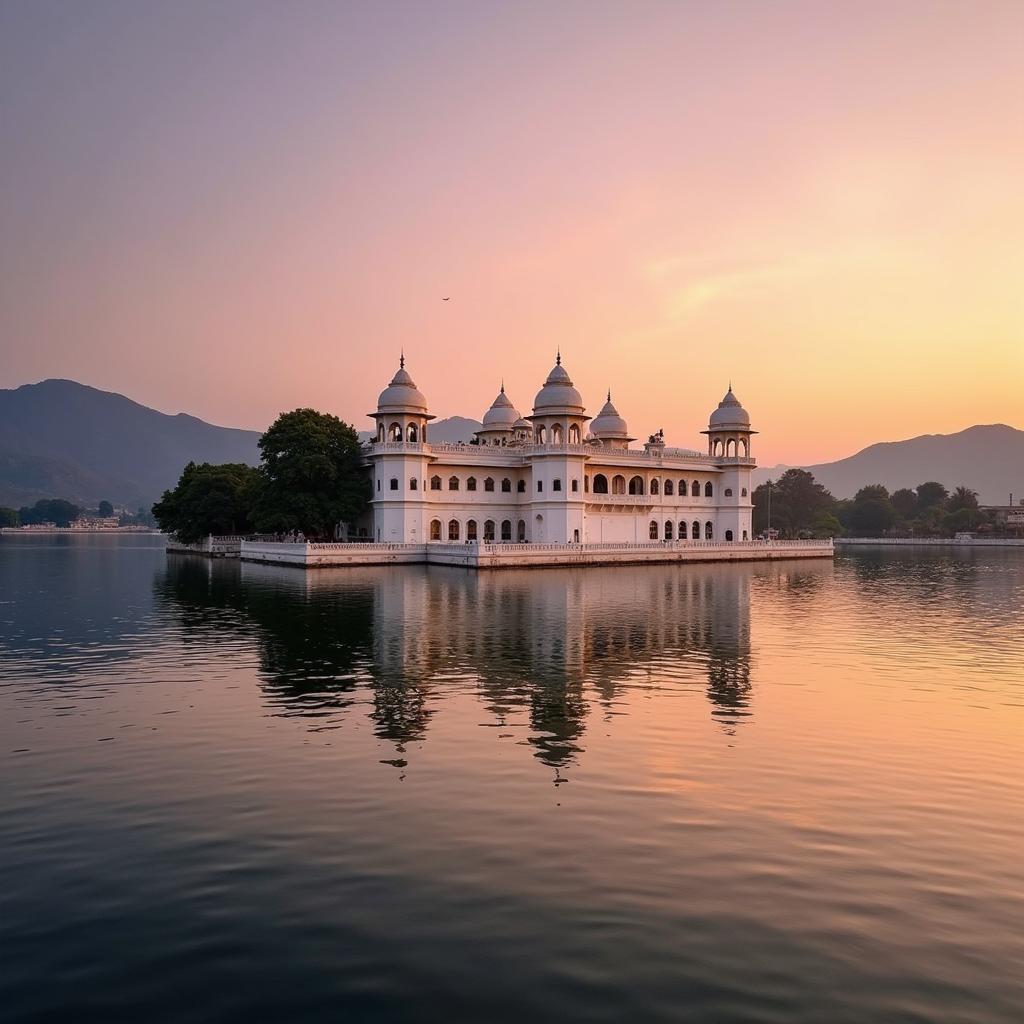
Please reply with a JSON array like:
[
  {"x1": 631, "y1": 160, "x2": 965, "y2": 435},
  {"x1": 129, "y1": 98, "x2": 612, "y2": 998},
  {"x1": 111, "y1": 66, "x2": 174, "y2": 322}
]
[{"x1": 154, "y1": 556, "x2": 784, "y2": 773}]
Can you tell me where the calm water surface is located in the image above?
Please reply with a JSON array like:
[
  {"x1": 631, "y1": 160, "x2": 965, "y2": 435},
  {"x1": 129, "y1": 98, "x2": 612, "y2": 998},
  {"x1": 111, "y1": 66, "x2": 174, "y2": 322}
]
[{"x1": 2, "y1": 535, "x2": 1022, "y2": 1023}]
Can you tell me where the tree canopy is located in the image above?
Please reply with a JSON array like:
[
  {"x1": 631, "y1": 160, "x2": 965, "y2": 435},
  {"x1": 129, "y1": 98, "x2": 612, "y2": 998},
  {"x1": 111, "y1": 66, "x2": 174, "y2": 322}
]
[
  {"x1": 153, "y1": 462, "x2": 262, "y2": 543},
  {"x1": 251, "y1": 408, "x2": 368, "y2": 541},
  {"x1": 0, "y1": 507, "x2": 19, "y2": 527},
  {"x1": 752, "y1": 469, "x2": 836, "y2": 537},
  {"x1": 18, "y1": 498, "x2": 81, "y2": 527},
  {"x1": 98, "y1": 500, "x2": 114, "y2": 518}
]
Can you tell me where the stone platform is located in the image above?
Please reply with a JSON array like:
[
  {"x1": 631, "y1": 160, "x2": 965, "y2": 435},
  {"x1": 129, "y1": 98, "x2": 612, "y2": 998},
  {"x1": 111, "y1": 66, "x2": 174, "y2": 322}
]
[{"x1": 237, "y1": 538, "x2": 833, "y2": 569}]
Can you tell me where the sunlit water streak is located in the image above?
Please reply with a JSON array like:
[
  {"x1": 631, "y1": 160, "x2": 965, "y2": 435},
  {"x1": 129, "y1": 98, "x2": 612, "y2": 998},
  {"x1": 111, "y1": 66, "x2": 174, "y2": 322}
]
[{"x1": 1, "y1": 534, "x2": 1022, "y2": 1023}]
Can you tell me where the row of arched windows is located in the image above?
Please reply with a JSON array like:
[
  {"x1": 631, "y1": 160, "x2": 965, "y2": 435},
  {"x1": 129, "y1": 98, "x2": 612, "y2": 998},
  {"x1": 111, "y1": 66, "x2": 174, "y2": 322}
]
[
  {"x1": 710, "y1": 438, "x2": 750, "y2": 457},
  {"x1": 588, "y1": 475, "x2": 740, "y2": 498},
  {"x1": 426, "y1": 475, "x2": 525, "y2": 493},
  {"x1": 533, "y1": 423, "x2": 582, "y2": 445},
  {"x1": 429, "y1": 518, "x2": 526, "y2": 542},
  {"x1": 378, "y1": 422, "x2": 422, "y2": 443},
  {"x1": 647, "y1": 520, "x2": 715, "y2": 540}
]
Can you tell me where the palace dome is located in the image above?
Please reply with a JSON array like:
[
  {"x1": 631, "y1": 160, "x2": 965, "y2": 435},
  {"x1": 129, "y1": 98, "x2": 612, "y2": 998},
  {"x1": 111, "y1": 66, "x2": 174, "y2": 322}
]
[
  {"x1": 481, "y1": 385, "x2": 521, "y2": 428},
  {"x1": 590, "y1": 392, "x2": 629, "y2": 438},
  {"x1": 708, "y1": 386, "x2": 751, "y2": 429},
  {"x1": 531, "y1": 354, "x2": 585, "y2": 415},
  {"x1": 377, "y1": 359, "x2": 428, "y2": 413}
]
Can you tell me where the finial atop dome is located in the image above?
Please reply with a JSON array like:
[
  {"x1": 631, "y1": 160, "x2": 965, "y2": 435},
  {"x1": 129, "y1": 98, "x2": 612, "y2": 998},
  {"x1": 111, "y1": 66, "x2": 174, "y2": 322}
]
[{"x1": 556, "y1": 349, "x2": 561, "y2": 366}]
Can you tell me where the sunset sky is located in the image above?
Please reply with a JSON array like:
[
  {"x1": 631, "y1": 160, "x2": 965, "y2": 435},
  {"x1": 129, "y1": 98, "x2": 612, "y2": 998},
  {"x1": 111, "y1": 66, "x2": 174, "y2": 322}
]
[{"x1": 1, "y1": 0, "x2": 1021, "y2": 465}]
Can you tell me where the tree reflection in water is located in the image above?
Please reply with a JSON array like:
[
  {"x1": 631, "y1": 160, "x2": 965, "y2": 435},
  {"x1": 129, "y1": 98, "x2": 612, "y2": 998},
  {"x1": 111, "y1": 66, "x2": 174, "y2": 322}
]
[{"x1": 153, "y1": 558, "x2": 812, "y2": 774}]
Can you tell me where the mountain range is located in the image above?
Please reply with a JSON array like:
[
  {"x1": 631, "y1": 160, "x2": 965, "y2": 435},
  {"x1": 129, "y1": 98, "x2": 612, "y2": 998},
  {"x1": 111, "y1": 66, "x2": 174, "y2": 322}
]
[
  {"x1": 0, "y1": 379, "x2": 1018, "y2": 508},
  {"x1": 753, "y1": 424, "x2": 1023, "y2": 504}
]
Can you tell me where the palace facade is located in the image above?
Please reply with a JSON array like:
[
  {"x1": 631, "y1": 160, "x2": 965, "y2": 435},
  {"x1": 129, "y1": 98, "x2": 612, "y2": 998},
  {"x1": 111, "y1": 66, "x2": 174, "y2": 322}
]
[{"x1": 361, "y1": 354, "x2": 756, "y2": 546}]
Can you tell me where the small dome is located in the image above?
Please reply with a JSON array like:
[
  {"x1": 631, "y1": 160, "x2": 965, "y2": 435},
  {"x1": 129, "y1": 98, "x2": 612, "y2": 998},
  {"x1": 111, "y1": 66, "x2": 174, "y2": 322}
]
[
  {"x1": 513, "y1": 416, "x2": 532, "y2": 431},
  {"x1": 709, "y1": 386, "x2": 751, "y2": 429},
  {"x1": 590, "y1": 391, "x2": 629, "y2": 438},
  {"x1": 532, "y1": 353, "x2": 584, "y2": 414},
  {"x1": 481, "y1": 385, "x2": 521, "y2": 428},
  {"x1": 377, "y1": 357, "x2": 428, "y2": 413}
]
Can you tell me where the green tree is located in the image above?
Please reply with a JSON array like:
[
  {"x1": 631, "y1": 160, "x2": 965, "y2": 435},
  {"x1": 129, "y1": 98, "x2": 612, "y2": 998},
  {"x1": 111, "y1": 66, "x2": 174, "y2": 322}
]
[
  {"x1": 811, "y1": 511, "x2": 843, "y2": 537},
  {"x1": 946, "y1": 486, "x2": 979, "y2": 513},
  {"x1": 153, "y1": 462, "x2": 262, "y2": 543},
  {"x1": 891, "y1": 488, "x2": 917, "y2": 519},
  {"x1": 98, "y1": 500, "x2": 114, "y2": 518},
  {"x1": 252, "y1": 409, "x2": 369, "y2": 541},
  {"x1": 850, "y1": 484, "x2": 895, "y2": 536},
  {"x1": 0, "y1": 507, "x2": 19, "y2": 527},
  {"x1": 916, "y1": 481, "x2": 948, "y2": 510},
  {"x1": 751, "y1": 469, "x2": 835, "y2": 537},
  {"x1": 18, "y1": 498, "x2": 81, "y2": 527}
]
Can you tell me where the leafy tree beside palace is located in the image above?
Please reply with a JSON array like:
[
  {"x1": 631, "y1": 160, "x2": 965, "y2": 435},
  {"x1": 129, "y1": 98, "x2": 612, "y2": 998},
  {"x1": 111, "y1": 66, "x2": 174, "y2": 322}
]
[
  {"x1": 153, "y1": 462, "x2": 262, "y2": 543},
  {"x1": 153, "y1": 409, "x2": 369, "y2": 543}
]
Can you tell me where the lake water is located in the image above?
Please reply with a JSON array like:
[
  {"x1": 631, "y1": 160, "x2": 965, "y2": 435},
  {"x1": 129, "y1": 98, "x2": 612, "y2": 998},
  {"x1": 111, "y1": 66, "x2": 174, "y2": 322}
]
[{"x1": 2, "y1": 534, "x2": 1022, "y2": 1023}]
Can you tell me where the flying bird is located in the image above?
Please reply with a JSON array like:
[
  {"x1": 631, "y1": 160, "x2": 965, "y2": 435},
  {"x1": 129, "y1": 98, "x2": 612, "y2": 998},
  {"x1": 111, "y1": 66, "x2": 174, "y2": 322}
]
[{"x1": 442, "y1": 296, "x2": 450, "y2": 301}]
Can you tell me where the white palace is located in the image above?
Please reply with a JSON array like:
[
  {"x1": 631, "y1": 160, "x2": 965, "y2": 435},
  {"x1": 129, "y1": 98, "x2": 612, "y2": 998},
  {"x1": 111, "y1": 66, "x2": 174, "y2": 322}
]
[{"x1": 359, "y1": 353, "x2": 757, "y2": 547}]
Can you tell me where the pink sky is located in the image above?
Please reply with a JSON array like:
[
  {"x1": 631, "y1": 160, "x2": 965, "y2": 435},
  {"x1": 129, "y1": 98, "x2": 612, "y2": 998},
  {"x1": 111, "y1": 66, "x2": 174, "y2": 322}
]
[{"x1": 1, "y1": 1, "x2": 1021, "y2": 465}]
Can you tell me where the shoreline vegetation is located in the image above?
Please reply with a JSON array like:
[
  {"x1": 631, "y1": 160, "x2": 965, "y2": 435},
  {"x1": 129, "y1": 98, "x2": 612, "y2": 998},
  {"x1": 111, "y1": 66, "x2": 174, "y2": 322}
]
[{"x1": 2, "y1": 412, "x2": 1017, "y2": 542}]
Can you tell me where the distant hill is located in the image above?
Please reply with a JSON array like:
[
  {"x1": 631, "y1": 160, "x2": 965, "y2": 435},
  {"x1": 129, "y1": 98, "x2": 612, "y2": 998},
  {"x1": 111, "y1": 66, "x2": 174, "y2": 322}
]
[
  {"x1": 754, "y1": 424, "x2": 1024, "y2": 505},
  {"x1": 0, "y1": 380, "x2": 262, "y2": 509},
  {"x1": 0, "y1": 379, "x2": 485, "y2": 509}
]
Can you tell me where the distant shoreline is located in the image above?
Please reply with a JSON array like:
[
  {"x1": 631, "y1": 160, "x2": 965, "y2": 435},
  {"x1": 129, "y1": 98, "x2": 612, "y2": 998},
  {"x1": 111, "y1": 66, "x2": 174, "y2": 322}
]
[{"x1": 0, "y1": 527, "x2": 161, "y2": 535}]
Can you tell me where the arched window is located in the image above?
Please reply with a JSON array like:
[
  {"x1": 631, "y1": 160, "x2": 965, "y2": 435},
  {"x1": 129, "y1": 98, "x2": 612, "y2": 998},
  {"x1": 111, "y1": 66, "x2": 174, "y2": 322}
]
[
  {"x1": 612, "y1": 475, "x2": 626, "y2": 495},
  {"x1": 484, "y1": 520, "x2": 495, "y2": 540},
  {"x1": 704, "y1": 481, "x2": 713, "y2": 498},
  {"x1": 741, "y1": 487, "x2": 748, "y2": 497},
  {"x1": 516, "y1": 479, "x2": 526, "y2": 493},
  {"x1": 679, "y1": 521, "x2": 688, "y2": 539},
  {"x1": 713, "y1": 438, "x2": 723, "y2": 456},
  {"x1": 665, "y1": 520, "x2": 673, "y2": 540},
  {"x1": 649, "y1": 520, "x2": 659, "y2": 539},
  {"x1": 389, "y1": 478, "x2": 398, "y2": 490},
  {"x1": 501, "y1": 478, "x2": 512, "y2": 493},
  {"x1": 377, "y1": 424, "x2": 385, "y2": 442},
  {"x1": 691, "y1": 480, "x2": 700, "y2": 497},
  {"x1": 517, "y1": 519, "x2": 526, "y2": 541},
  {"x1": 650, "y1": 479, "x2": 660, "y2": 495},
  {"x1": 407, "y1": 423, "x2": 418, "y2": 442},
  {"x1": 537, "y1": 480, "x2": 543, "y2": 493},
  {"x1": 741, "y1": 439, "x2": 749, "y2": 457},
  {"x1": 448, "y1": 519, "x2": 460, "y2": 541},
  {"x1": 448, "y1": 476, "x2": 459, "y2": 491},
  {"x1": 742, "y1": 530, "x2": 748, "y2": 540},
  {"x1": 664, "y1": 479, "x2": 674, "y2": 496},
  {"x1": 467, "y1": 519, "x2": 478, "y2": 540},
  {"x1": 724, "y1": 488, "x2": 733, "y2": 497},
  {"x1": 431, "y1": 475, "x2": 442, "y2": 490},
  {"x1": 552, "y1": 424, "x2": 563, "y2": 444},
  {"x1": 726, "y1": 438, "x2": 737, "y2": 457},
  {"x1": 501, "y1": 519, "x2": 512, "y2": 541},
  {"x1": 569, "y1": 424, "x2": 580, "y2": 444},
  {"x1": 725, "y1": 529, "x2": 734, "y2": 542},
  {"x1": 593, "y1": 474, "x2": 608, "y2": 494},
  {"x1": 705, "y1": 521, "x2": 713, "y2": 540},
  {"x1": 571, "y1": 479, "x2": 578, "y2": 492},
  {"x1": 410, "y1": 478, "x2": 418, "y2": 490},
  {"x1": 467, "y1": 476, "x2": 477, "y2": 492},
  {"x1": 628, "y1": 476, "x2": 644, "y2": 495},
  {"x1": 536, "y1": 425, "x2": 546, "y2": 444},
  {"x1": 484, "y1": 477, "x2": 495, "y2": 492},
  {"x1": 693, "y1": 520, "x2": 701, "y2": 539},
  {"x1": 430, "y1": 519, "x2": 441, "y2": 540},
  {"x1": 389, "y1": 422, "x2": 402, "y2": 441},
  {"x1": 553, "y1": 479, "x2": 562, "y2": 492}
]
